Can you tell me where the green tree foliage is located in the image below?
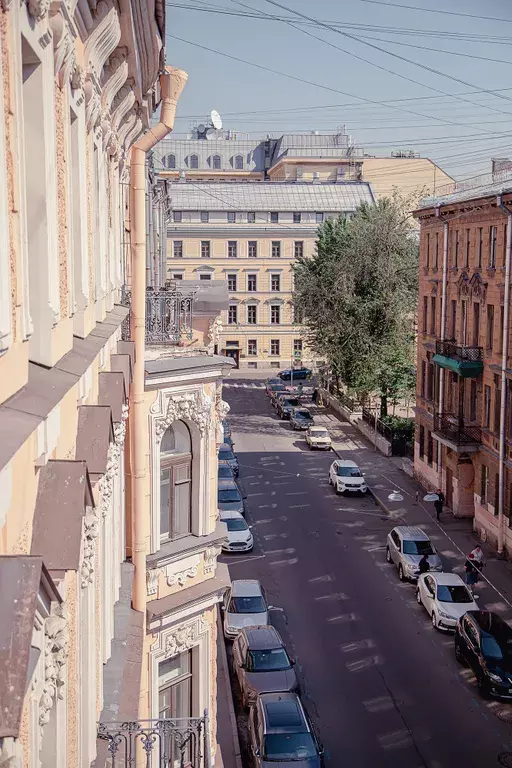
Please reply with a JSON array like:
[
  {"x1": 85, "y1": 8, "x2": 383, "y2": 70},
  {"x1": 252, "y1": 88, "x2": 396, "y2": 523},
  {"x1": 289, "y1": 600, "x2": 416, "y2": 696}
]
[{"x1": 293, "y1": 192, "x2": 418, "y2": 404}]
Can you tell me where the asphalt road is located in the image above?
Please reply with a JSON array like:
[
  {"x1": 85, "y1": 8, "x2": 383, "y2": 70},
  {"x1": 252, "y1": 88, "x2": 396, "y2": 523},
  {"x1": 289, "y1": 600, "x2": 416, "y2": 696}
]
[{"x1": 220, "y1": 378, "x2": 512, "y2": 768}]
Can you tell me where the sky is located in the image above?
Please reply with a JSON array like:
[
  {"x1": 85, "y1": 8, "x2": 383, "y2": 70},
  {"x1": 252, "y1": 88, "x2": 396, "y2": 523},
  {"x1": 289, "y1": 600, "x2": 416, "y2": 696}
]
[{"x1": 164, "y1": 0, "x2": 512, "y2": 181}]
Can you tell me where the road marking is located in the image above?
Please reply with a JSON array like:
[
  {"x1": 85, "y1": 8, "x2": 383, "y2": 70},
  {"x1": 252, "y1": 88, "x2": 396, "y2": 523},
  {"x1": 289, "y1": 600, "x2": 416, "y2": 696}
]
[
  {"x1": 314, "y1": 592, "x2": 349, "y2": 601},
  {"x1": 270, "y1": 557, "x2": 299, "y2": 566},
  {"x1": 340, "y1": 639, "x2": 375, "y2": 652},
  {"x1": 224, "y1": 554, "x2": 267, "y2": 565},
  {"x1": 327, "y1": 612, "x2": 359, "y2": 623},
  {"x1": 309, "y1": 574, "x2": 333, "y2": 583}
]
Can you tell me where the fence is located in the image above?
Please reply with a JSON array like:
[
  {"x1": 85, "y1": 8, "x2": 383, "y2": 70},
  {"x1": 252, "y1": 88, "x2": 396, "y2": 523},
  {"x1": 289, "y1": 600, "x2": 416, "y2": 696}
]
[{"x1": 361, "y1": 407, "x2": 414, "y2": 457}]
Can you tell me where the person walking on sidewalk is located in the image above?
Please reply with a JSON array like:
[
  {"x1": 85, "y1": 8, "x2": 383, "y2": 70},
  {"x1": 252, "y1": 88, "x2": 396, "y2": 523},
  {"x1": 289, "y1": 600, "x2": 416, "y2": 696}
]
[
  {"x1": 471, "y1": 545, "x2": 484, "y2": 569},
  {"x1": 418, "y1": 553, "x2": 430, "y2": 575},
  {"x1": 434, "y1": 489, "x2": 445, "y2": 521},
  {"x1": 465, "y1": 553, "x2": 479, "y2": 597}
]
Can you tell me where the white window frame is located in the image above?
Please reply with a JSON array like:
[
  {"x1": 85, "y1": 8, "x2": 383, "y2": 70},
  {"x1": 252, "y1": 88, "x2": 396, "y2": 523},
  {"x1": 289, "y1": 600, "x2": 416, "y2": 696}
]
[
  {"x1": 269, "y1": 272, "x2": 281, "y2": 292},
  {"x1": 246, "y1": 303, "x2": 258, "y2": 325}
]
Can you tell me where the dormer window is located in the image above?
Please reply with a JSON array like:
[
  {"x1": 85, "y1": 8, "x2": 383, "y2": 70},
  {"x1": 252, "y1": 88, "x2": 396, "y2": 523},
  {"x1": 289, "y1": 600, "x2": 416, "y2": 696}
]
[
  {"x1": 212, "y1": 155, "x2": 221, "y2": 169},
  {"x1": 190, "y1": 154, "x2": 199, "y2": 169},
  {"x1": 235, "y1": 155, "x2": 244, "y2": 170},
  {"x1": 162, "y1": 154, "x2": 176, "y2": 169}
]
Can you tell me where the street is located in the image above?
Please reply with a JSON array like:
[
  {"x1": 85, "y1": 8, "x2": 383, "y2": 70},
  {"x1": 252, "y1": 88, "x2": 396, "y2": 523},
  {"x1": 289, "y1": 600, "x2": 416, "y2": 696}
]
[{"x1": 221, "y1": 377, "x2": 512, "y2": 768}]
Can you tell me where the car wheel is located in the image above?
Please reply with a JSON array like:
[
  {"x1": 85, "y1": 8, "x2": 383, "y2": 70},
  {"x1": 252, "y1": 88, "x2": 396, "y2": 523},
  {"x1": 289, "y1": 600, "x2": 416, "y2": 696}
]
[
  {"x1": 360, "y1": 487, "x2": 367, "y2": 495},
  {"x1": 454, "y1": 642, "x2": 467, "y2": 666},
  {"x1": 416, "y1": 589, "x2": 422, "y2": 605},
  {"x1": 386, "y1": 546, "x2": 392, "y2": 563},
  {"x1": 398, "y1": 564, "x2": 405, "y2": 581},
  {"x1": 431, "y1": 611, "x2": 438, "y2": 630}
]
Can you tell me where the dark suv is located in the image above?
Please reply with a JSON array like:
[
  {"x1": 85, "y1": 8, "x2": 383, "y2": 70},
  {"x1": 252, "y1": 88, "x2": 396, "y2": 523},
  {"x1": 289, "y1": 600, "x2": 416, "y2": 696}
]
[
  {"x1": 277, "y1": 397, "x2": 300, "y2": 420},
  {"x1": 455, "y1": 610, "x2": 512, "y2": 698},
  {"x1": 233, "y1": 626, "x2": 299, "y2": 707},
  {"x1": 248, "y1": 692, "x2": 323, "y2": 766}
]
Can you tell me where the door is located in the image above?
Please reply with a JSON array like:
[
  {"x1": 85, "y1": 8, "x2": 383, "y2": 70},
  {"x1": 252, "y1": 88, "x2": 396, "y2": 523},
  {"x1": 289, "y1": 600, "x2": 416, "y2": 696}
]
[
  {"x1": 225, "y1": 348, "x2": 240, "y2": 368},
  {"x1": 445, "y1": 468, "x2": 453, "y2": 509},
  {"x1": 389, "y1": 530, "x2": 401, "y2": 564},
  {"x1": 422, "y1": 575, "x2": 436, "y2": 614}
]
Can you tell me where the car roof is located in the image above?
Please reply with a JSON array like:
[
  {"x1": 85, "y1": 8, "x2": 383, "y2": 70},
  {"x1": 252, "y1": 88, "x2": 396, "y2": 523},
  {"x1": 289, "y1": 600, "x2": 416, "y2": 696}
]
[
  {"x1": 292, "y1": 407, "x2": 311, "y2": 414},
  {"x1": 309, "y1": 426, "x2": 328, "y2": 432},
  {"x1": 429, "y1": 572, "x2": 464, "y2": 586},
  {"x1": 393, "y1": 526, "x2": 430, "y2": 541},
  {"x1": 468, "y1": 610, "x2": 512, "y2": 637},
  {"x1": 259, "y1": 693, "x2": 309, "y2": 734},
  {"x1": 219, "y1": 509, "x2": 245, "y2": 520},
  {"x1": 231, "y1": 579, "x2": 263, "y2": 597},
  {"x1": 244, "y1": 625, "x2": 283, "y2": 649},
  {"x1": 218, "y1": 479, "x2": 238, "y2": 490},
  {"x1": 336, "y1": 459, "x2": 358, "y2": 467},
  {"x1": 219, "y1": 443, "x2": 234, "y2": 452}
]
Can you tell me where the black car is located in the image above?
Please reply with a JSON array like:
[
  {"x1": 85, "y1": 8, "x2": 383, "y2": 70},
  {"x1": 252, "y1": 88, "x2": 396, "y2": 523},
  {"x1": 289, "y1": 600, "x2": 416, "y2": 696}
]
[
  {"x1": 277, "y1": 397, "x2": 300, "y2": 419},
  {"x1": 218, "y1": 443, "x2": 239, "y2": 477},
  {"x1": 289, "y1": 407, "x2": 314, "y2": 431},
  {"x1": 455, "y1": 611, "x2": 512, "y2": 698},
  {"x1": 218, "y1": 463, "x2": 236, "y2": 481},
  {"x1": 222, "y1": 419, "x2": 231, "y2": 439},
  {"x1": 278, "y1": 367, "x2": 312, "y2": 382}
]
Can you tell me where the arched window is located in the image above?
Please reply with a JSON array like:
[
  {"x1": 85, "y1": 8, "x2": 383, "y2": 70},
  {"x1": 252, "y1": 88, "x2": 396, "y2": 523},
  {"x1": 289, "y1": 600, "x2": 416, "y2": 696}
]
[
  {"x1": 160, "y1": 421, "x2": 192, "y2": 541},
  {"x1": 190, "y1": 154, "x2": 199, "y2": 169},
  {"x1": 235, "y1": 155, "x2": 244, "y2": 170},
  {"x1": 212, "y1": 155, "x2": 221, "y2": 169},
  {"x1": 162, "y1": 154, "x2": 176, "y2": 169}
]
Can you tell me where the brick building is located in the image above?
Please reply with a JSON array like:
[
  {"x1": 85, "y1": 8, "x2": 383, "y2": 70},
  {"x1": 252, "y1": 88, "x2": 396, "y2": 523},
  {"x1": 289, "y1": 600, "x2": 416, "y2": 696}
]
[{"x1": 414, "y1": 176, "x2": 512, "y2": 554}]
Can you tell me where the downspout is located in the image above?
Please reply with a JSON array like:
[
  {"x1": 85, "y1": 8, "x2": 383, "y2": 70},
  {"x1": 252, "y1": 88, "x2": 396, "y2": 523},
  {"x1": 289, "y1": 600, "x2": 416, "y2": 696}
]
[
  {"x1": 435, "y1": 206, "x2": 449, "y2": 476},
  {"x1": 130, "y1": 65, "x2": 187, "y2": 615},
  {"x1": 497, "y1": 195, "x2": 512, "y2": 554}
]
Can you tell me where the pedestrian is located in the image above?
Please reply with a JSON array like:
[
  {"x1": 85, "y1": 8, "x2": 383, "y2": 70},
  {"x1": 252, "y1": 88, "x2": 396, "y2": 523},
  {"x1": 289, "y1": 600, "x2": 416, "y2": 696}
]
[
  {"x1": 312, "y1": 388, "x2": 318, "y2": 404},
  {"x1": 471, "y1": 544, "x2": 484, "y2": 569},
  {"x1": 465, "y1": 553, "x2": 479, "y2": 597},
  {"x1": 434, "y1": 489, "x2": 445, "y2": 521},
  {"x1": 418, "y1": 553, "x2": 430, "y2": 575}
]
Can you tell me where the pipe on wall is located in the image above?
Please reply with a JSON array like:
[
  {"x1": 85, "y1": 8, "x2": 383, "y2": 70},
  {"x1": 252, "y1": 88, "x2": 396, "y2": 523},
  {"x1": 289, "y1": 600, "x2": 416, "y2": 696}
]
[
  {"x1": 436, "y1": 207, "x2": 449, "y2": 475},
  {"x1": 130, "y1": 65, "x2": 188, "y2": 616},
  {"x1": 497, "y1": 195, "x2": 512, "y2": 554}
]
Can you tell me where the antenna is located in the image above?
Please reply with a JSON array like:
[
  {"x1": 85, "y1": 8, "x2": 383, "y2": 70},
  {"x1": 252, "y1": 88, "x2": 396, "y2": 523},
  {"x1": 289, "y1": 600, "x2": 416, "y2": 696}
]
[{"x1": 210, "y1": 109, "x2": 223, "y2": 130}]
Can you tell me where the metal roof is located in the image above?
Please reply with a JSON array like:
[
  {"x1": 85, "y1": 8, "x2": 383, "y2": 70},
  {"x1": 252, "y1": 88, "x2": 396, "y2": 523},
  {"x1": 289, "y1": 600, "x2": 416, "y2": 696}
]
[{"x1": 167, "y1": 181, "x2": 374, "y2": 212}]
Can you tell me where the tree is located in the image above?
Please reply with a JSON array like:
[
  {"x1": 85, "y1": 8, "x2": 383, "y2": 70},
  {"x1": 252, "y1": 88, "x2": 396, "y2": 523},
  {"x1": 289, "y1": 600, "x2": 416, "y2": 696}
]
[{"x1": 293, "y1": 192, "x2": 418, "y2": 404}]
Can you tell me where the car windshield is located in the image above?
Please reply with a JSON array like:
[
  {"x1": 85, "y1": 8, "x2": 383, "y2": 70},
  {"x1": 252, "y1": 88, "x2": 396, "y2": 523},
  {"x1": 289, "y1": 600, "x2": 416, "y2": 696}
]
[
  {"x1": 218, "y1": 465, "x2": 234, "y2": 479},
  {"x1": 436, "y1": 585, "x2": 473, "y2": 603},
  {"x1": 219, "y1": 449, "x2": 235, "y2": 461},
  {"x1": 263, "y1": 734, "x2": 317, "y2": 761},
  {"x1": 228, "y1": 596, "x2": 266, "y2": 614},
  {"x1": 218, "y1": 489, "x2": 241, "y2": 503},
  {"x1": 336, "y1": 466, "x2": 362, "y2": 477},
  {"x1": 246, "y1": 648, "x2": 290, "y2": 672},
  {"x1": 402, "y1": 540, "x2": 434, "y2": 555},
  {"x1": 283, "y1": 399, "x2": 300, "y2": 407},
  {"x1": 311, "y1": 429, "x2": 329, "y2": 438},
  {"x1": 295, "y1": 410, "x2": 311, "y2": 419},
  {"x1": 225, "y1": 518, "x2": 248, "y2": 532}
]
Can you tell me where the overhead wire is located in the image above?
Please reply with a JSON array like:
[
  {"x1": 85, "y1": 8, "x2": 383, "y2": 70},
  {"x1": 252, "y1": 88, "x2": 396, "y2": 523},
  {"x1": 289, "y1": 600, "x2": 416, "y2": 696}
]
[{"x1": 358, "y1": 0, "x2": 512, "y2": 24}]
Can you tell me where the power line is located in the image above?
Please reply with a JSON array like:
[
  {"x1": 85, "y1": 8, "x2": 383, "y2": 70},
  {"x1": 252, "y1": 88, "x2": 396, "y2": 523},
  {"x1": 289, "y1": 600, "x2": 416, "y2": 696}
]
[{"x1": 359, "y1": 0, "x2": 512, "y2": 24}]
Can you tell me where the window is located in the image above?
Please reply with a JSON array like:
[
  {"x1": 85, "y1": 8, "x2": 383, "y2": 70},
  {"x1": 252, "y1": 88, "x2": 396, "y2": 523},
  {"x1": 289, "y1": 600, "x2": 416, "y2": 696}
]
[
  {"x1": 481, "y1": 464, "x2": 489, "y2": 505},
  {"x1": 315, "y1": 212, "x2": 324, "y2": 223},
  {"x1": 162, "y1": 153, "x2": 176, "y2": 169},
  {"x1": 173, "y1": 211, "x2": 182, "y2": 223},
  {"x1": 473, "y1": 302, "x2": 480, "y2": 346},
  {"x1": 159, "y1": 650, "x2": 193, "y2": 765},
  {"x1": 248, "y1": 339, "x2": 257, "y2": 356},
  {"x1": 419, "y1": 425, "x2": 425, "y2": 459},
  {"x1": 247, "y1": 273, "x2": 257, "y2": 291},
  {"x1": 248, "y1": 241, "x2": 257, "y2": 258},
  {"x1": 248, "y1": 212, "x2": 256, "y2": 223},
  {"x1": 199, "y1": 273, "x2": 211, "y2": 281},
  {"x1": 430, "y1": 296, "x2": 436, "y2": 336},
  {"x1": 487, "y1": 304, "x2": 494, "y2": 349},
  {"x1": 484, "y1": 385, "x2": 491, "y2": 428},
  {"x1": 451, "y1": 300, "x2": 457, "y2": 340},
  {"x1": 227, "y1": 211, "x2": 236, "y2": 223},
  {"x1": 427, "y1": 430, "x2": 433, "y2": 466},
  {"x1": 490, "y1": 226, "x2": 497, "y2": 268},
  {"x1": 465, "y1": 228, "x2": 471, "y2": 268},
  {"x1": 190, "y1": 154, "x2": 198, "y2": 169},
  {"x1": 423, "y1": 296, "x2": 428, "y2": 334},
  {"x1": 293, "y1": 212, "x2": 301, "y2": 224},
  {"x1": 495, "y1": 472, "x2": 500, "y2": 514},
  {"x1": 271, "y1": 273, "x2": 281, "y2": 291},
  {"x1": 470, "y1": 380, "x2": 477, "y2": 422},
  {"x1": 293, "y1": 339, "x2": 303, "y2": 355},
  {"x1": 435, "y1": 232, "x2": 439, "y2": 269},
  {"x1": 160, "y1": 422, "x2": 192, "y2": 541},
  {"x1": 172, "y1": 273, "x2": 183, "y2": 280},
  {"x1": 270, "y1": 339, "x2": 280, "y2": 356},
  {"x1": 227, "y1": 273, "x2": 237, "y2": 291},
  {"x1": 454, "y1": 230, "x2": 459, "y2": 268},
  {"x1": 228, "y1": 305, "x2": 238, "y2": 324},
  {"x1": 173, "y1": 241, "x2": 183, "y2": 258},
  {"x1": 500, "y1": 305, "x2": 505, "y2": 354},
  {"x1": 425, "y1": 233, "x2": 430, "y2": 269},
  {"x1": 271, "y1": 241, "x2": 281, "y2": 258},
  {"x1": 494, "y1": 382, "x2": 501, "y2": 433},
  {"x1": 200, "y1": 211, "x2": 209, "y2": 223},
  {"x1": 247, "y1": 305, "x2": 257, "y2": 324},
  {"x1": 270, "y1": 212, "x2": 279, "y2": 223},
  {"x1": 421, "y1": 360, "x2": 426, "y2": 397},
  {"x1": 478, "y1": 227, "x2": 483, "y2": 268},
  {"x1": 212, "y1": 155, "x2": 221, "y2": 169},
  {"x1": 201, "y1": 241, "x2": 210, "y2": 258},
  {"x1": 427, "y1": 361, "x2": 434, "y2": 401},
  {"x1": 235, "y1": 155, "x2": 244, "y2": 170},
  {"x1": 294, "y1": 241, "x2": 304, "y2": 259},
  {"x1": 270, "y1": 304, "x2": 281, "y2": 324},
  {"x1": 228, "y1": 241, "x2": 238, "y2": 258}
]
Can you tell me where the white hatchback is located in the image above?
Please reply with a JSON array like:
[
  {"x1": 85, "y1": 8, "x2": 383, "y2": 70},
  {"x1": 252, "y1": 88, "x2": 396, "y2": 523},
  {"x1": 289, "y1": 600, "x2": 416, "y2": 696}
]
[
  {"x1": 328, "y1": 459, "x2": 367, "y2": 494},
  {"x1": 416, "y1": 571, "x2": 479, "y2": 631},
  {"x1": 220, "y1": 510, "x2": 253, "y2": 553}
]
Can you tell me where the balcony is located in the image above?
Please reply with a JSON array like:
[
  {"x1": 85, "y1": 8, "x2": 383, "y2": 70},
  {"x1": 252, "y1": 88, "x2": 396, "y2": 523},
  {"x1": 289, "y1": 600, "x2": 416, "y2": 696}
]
[
  {"x1": 433, "y1": 340, "x2": 483, "y2": 378},
  {"x1": 433, "y1": 413, "x2": 481, "y2": 452},
  {"x1": 97, "y1": 715, "x2": 211, "y2": 767},
  {"x1": 121, "y1": 284, "x2": 196, "y2": 345}
]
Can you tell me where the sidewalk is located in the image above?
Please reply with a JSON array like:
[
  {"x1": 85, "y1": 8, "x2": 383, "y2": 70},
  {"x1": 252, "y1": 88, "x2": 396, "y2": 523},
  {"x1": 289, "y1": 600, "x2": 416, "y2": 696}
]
[{"x1": 311, "y1": 402, "x2": 512, "y2": 623}]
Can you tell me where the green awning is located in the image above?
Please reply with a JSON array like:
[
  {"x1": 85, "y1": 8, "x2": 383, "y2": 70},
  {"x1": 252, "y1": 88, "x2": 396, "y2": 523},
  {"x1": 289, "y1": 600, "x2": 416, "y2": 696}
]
[{"x1": 433, "y1": 354, "x2": 483, "y2": 378}]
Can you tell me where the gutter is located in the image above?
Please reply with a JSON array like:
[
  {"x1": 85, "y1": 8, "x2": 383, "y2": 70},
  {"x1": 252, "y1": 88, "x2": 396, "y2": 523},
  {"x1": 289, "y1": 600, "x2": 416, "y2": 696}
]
[{"x1": 497, "y1": 195, "x2": 512, "y2": 554}]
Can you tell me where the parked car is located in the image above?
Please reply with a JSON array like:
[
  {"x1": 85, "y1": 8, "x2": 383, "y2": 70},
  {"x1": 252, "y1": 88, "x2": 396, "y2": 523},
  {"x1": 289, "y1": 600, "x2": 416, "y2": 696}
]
[
  {"x1": 455, "y1": 611, "x2": 512, "y2": 698},
  {"x1": 270, "y1": 385, "x2": 289, "y2": 406},
  {"x1": 248, "y1": 692, "x2": 324, "y2": 767},
  {"x1": 223, "y1": 580, "x2": 273, "y2": 639},
  {"x1": 278, "y1": 367, "x2": 312, "y2": 381},
  {"x1": 223, "y1": 435, "x2": 236, "y2": 451},
  {"x1": 416, "y1": 572, "x2": 478, "y2": 631},
  {"x1": 277, "y1": 397, "x2": 301, "y2": 419},
  {"x1": 222, "y1": 419, "x2": 231, "y2": 439},
  {"x1": 218, "y1": 462, "x2": 236, "y2": 481},
  {"x1": 265, "y1": 378, "x2": 283, "y2": 396},
  {"x1": 218, "y1": 442, "x2": 239, "y2": 477},
  {"x1": 306, "y1": 426, "x2": 332, "y2": 450},
  {"x1": 218, "y1": 479, "x2": 246, "y2": 516},
  {"x1": 289, "y1": 407, "x2": 314, "y2": 430},
  {"x1": 220, "y1": 510, "x2": 253, "y2": 553},
  {"x1": 328, "y1": 459, "x2": 366, "y2": 493},
  {"x1": 386, "y1": 526, "x2": 442, "y2": 582},
  {"x1": 233, "y1": 626, "x2": 299, "y2": 707}
]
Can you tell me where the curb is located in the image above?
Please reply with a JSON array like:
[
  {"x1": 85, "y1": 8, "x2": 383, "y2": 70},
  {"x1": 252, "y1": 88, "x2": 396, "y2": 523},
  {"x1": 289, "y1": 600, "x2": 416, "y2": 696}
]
[{"x1": 216, "y1": 607, "x2": 243, "y2": 768}]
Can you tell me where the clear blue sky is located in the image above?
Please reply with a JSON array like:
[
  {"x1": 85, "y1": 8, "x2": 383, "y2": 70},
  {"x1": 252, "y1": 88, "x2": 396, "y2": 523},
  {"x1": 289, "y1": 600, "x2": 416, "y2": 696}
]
[{"x1": 165, "y1": 0, "x2": 512, "y2": 180}]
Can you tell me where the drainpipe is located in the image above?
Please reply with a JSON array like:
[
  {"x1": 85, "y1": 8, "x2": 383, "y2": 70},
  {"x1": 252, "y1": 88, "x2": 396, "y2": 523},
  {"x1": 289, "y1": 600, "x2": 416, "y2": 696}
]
[
  {"x1": 435, "y1": 206, "x2": 449, "y2": 477},
  {"x1": 497, "y1": 195, "x2": 512, "y2": 554},
  {"x1": 130, "y1": 66, "x2": 188, "y2": 615}
]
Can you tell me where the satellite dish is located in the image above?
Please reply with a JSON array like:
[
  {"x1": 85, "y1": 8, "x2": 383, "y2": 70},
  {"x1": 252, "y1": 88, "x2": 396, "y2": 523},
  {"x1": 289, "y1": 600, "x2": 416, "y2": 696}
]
[
  {"x1": 206, "y1": 127, "x2": 216, "y2": 140},
  {"x1": 197, "y1": 123, "x2": 206, "y2": 134},
  {"x1": 211, "y1": 109, "x2": 223, "y2": 130}
]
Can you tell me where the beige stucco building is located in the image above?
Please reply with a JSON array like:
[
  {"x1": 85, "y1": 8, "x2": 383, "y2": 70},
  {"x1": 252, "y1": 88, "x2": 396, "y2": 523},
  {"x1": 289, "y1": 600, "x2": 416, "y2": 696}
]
[{"x1": 154, "y1": 132, "x2": 453, "y2": 370}]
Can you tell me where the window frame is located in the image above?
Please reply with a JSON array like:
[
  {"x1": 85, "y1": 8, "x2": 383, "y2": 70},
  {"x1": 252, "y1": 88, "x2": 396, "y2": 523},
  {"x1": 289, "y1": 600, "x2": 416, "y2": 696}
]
[
  {"x1": 190, "y1": 154, "x2": 199, "y2": 169},
  {"x1": 160, "y1": 451, "x2": 192, "y2": 543},
  {"x1": 173, "y1": 211, "x2": 183, "y2": 223},
  {"x1": 247, "y1": 304, "x2": 257, "y2": 324},
  {"x1": 270, "y1": 273, "x2": 281, "y2": 292},
  {"x1": 270, "y1": 212, "x2": 279, "y2": 223},
  {"x1": 294, "y1": 241, "x2": 304, "y2": 259},
  {"x1": 271, "y1": 241, "x2": 281, "y2": 258},
  {"x1": 248, "y1": 240, "x2": 258, "y2": 258},
  {"x1": 227, "y1": 273, "x2": 237, "y2": 291},
  {"x1": 315, "y1": 212, "x2": 324, "y2": 224},
  {"x1": 293, "y1": 212, "x2": 301, "y2": 224},
  {"x1": 212, "y1": 155, "x2": 221, "y2": 170},
  {"x1": 270, "y1": 304, "x2": 281, "y2": 325},
  {"x1": 228, "y1": 304, "x2": 238, "y2": 325},
  {"x1": 200, "y1": 211, "x2": 209, "y2": 223},
  {"x1": 200, "y1": 240, "x2": 211, "y2": 259},
  {"x1": 247, "y1": 339, "x2": 257, "y2": 356},
  {"x1": 270, "y1": 339, "x2": 280, "y2": 356},
  {"x1": 173, "y1": 240, "x2": 183, "y2": 258},
  {"x1": 227, "y1": 211, "x2": 236, "y2": 224},
  {"x1": 247, "y1": 273, "x2": 257, "y2": 292},
  {"x1": 235, "y1": 155, "x2": 244, "y2": 170},
  {"x1": 228, "y1": 241, "x2": 238, "y2": 258}
]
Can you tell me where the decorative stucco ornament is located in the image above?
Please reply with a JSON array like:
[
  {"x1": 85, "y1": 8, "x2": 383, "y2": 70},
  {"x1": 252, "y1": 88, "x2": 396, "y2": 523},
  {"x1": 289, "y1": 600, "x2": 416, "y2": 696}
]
[
  {"x1": 146, "y1": 569, "x2": 159, "y2": 597},
  {"x1": 39, "y1": 604, "x2": 68, "y2": 730},
  {"x1": 204, "y1": 545, "x2": 222, "y2": 574},
  {"x1": 80, "y1": 512, "x2": 100, "y2": 587},
  {"x1": 98, "y1": 404, "x2": 128, "y2": 520},
  {"x1": 207, "y1": 316, "x2": 222, "y2": 355},
  {"x1": 0, "y1": 0, "x2": 14, "y2": 12},
  {"x1": 165, "y1": 625, "x2": 195, "y2": 658},
  {"x1": 27, "y1": 0, "x2": 50, "y2": 20},
  {"x1": 156, "y1": 392, "x2": 212, "y2": 439},
  {"x1": 166, "y1": 564, "x2": 198, "y2": 587},
  {"x1": 71, "y1": 63, "x2": 86, "y2": 92}
]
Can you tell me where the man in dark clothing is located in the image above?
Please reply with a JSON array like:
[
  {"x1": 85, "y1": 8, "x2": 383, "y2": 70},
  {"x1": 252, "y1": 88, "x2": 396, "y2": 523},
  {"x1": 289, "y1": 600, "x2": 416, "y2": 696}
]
[
  {"x1": 418, "y1": 554, "x2": 430, "y2": 575},
  {"x1": 434, "y1": 489, "x2": 445, "y2": 521}
]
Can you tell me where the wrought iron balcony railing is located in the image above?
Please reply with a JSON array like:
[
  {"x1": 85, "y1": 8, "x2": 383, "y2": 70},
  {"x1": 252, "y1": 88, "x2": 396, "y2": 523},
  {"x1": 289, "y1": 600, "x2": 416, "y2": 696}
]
[
  {"x1": 435, "y1": 340, "x2": 483, "y2": 363},
  {"x1": 97, "y1": 715, "x2": 210, "y2": 767},
  {"x1": 434, "y1": 413, "x2": 481, "y2": 446},
  {"x1": 121, "y1": 284, "x2": 196, "y2": 345}
]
